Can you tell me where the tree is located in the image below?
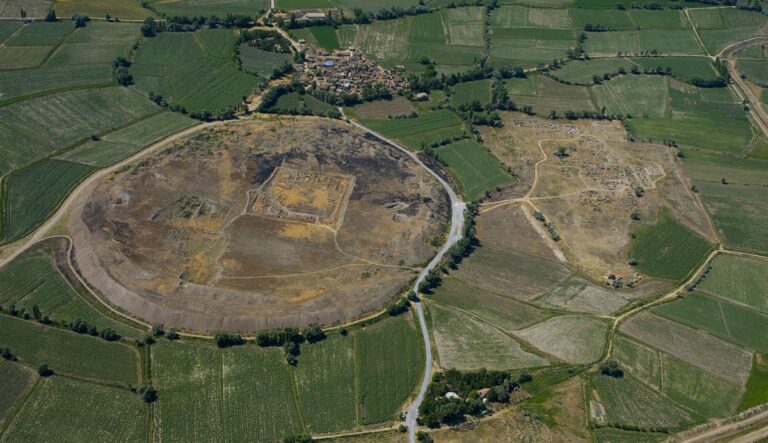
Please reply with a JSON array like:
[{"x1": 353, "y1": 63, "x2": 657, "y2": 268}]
[
  {"x1": 517, "y1": 370, "x2": 532, "y2": 384},
  {"x1": 283, "y1": 435, "x2": 313, "y2": 443},
  {"x1": 416, "y1": 431, "x2": 433, "y2": 443},
  {"x1": 141, "y1": 17, "x2": 159, "y2": 37},
  {"x1": 20, "y1": 9, "x2": 27, "y2": 21},
  {"x1": 44, "y1": 8, "x2": 57, "y2": 22},
  {"x1": 151, "y1": 323, "x2": 165, "y2": 337},
  {"x1": 0, "y1": 347, "x2": 13, "y2": 360},
  {"x1": 138, "y1": 385, "x2": 158, "y2": 403},
  {"x1": 630, "y1": 210, "x2": 641, "y2": 221},
  {"x1": 100, "y1": 328, "x2": 120, "y2": 341},
  {"x1": 214, "y1": 332, "x2": 244, "y2": 348},
  {"x1": 599, "y1": 359, "x2": 624, "y2": 377},
  {"x1": 72, "y1": 14, "x2": 89, "y2": 28},
  {"x1": 166, "y1": 329, "x2": 179, "y2": 340},
  {"x1": 32, "y1": 305, "x2": 41, "y2": 321},
  {"x1": 302, "y1": 325, "x2": 325, "y2": 344},
  {"x1": 38, "y1": 364, "x2": 52, "y2": 377}
]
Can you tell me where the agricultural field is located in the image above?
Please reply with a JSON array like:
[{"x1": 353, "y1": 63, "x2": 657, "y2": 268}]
[
  {"x1": 0, "y1": 362, "x2": 37, "y2": 429},
  {"x1": 630, "y1": 56, "x2": 721, "y2": 83},
  {"x1": 347, "y1": 96, "x2": 416, "y2": 119},
  {"x1": 0, "y1": 238, "x2": 140, "y2": 337},
  {"x1": 689, "y1": 8, "x2": 768, "y2": 54},
  {"x1": 695, "y1": 182, "x2": 768, "y2": 254},
  {"x1": 2, "y1": 377, "x2": 147, "y2": 443},
  {"x1": 0, "y1": 1, "x2": 51, "y2": 19},
  {"x1": 696, "y1": 254, "x2": 768, "y2": 313},
  {"x1": 660, "y1": 354, "x2": 742, "y2": 418},
  {"x1": 452, "y1": 246, "x2": 571, "y2": 300},
  {"x1": 506, "y1": 74, "x2": 596, "y2": 113},
  {"x1": 584, "y1": 30, "x2": 703, "y2": 56},
  {"x1": 54, "y1": 0, "x2": 154, "y2": 20},
  {"x1": 428, "y1": 302, "x2": 549, "y2": 371},
  {"x1": 434, "y1": 139, "x2": 515, "y2": 201},
  {"x1": 515, "y1": 315, "x2": 608, "y2": 364},
  {"x1": 0, "y1": 315, "x2": 138, "y2": 384},
  {"x1": 628, "y1": 209, "x2": 712, "y2": 281},
  {"x1": 293, "y1": 336, "x2": 357, "y2": 434},
  {"x1": 535, "y1": 276, "x2": 640, "y2": 315},
  {"x1": 221, "y1": 347, "x2": 304, "y2": 442},
  {"x1": 151, "y1": 340, "x2": 224, "y2": 442},
  {"x1": 450, "y1": 79, "x2": 491, "y2": 107},
  {"x1": 549, "y1": 58, "x2": 632, "y2": 85},
  {"x1": 737, "y1": 59, "x2": 768, "y2": 85},
  {"x1": 591, "y1": 74, "x2": 668, "y2": 118},
  {"x1": 277, "y1": 0, "x2": 334, "y2": 8},
  {"x1": 238, "y1": 45, "x2": 293, "y2": 77},
  {"x1": 360, "y1": 109, "x2": 466, "y2": 150},
  {"x1": 741, "y1": 354, "x2": 768, "y2": 410},
  {"x1": 131, "y1": 29, "x2": 259, "y2": 113},
  {"x1": 355, "y1": 316, "x2": 424, "y2": 425},
  {"x1": 612, "y1": 334, "x2": 661, "y2": 389},
  {"x1": 266, "y1": 91, "x2": 337, "y2": 114},
  {"x1": 430, "y1": 277, "x2": 549, "y2": 330},
  {"x1": 149, "y1": 0, "x2": 269, "y2": 16}
]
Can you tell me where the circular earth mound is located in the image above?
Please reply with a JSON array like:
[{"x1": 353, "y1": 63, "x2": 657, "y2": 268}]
[{"x1": 70, "y1": 117, "x2": 449, "y2": 331}]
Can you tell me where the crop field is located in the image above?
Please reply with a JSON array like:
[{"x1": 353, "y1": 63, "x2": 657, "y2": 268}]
[
  {"x1": 7, "y1": 22, "x2": 72, "y2": 46},
  {"x1": 0, "y1": 239, "x2": 139, "y2": 337},
  {"x1": 59, "y1": 112, "x2": 197, "y2": 167},
  {"x1": 434, "y1": 139, "x2": 515, "y2": 201},
  {"x1": 2, "y1": 159, "x2": 96, "y2": 243},
  {"x1": 697, "y1": 255, "x2": 768, "y2": 313},
  {"x1": 221, "y1": 347, "x2": 303, "y2": 442},
  {"x1": 738, "y1": 59, "x2": 768, "y2": 85},
  {"x1": 591, "y1": 74, "x2": 667, "y2": 118},
  {"x1": 2, "y1": 377, "x2": 147, "y2": 442},
  {"x1": 430, "y1": 277, "x2": 549, "y2": 330},
  {"x1": 0, "y1": 315, "x2": 137, "y2": 384},
  {"x1": 0, "y1": 1, "x2": 51, "y2": 19},
  {"x1": 696, "y1": 182, "x2": 768, "y2": 254},
  {"x1": 507, "y1": 74, "x2": 596, "y2": 113},
  {"x1": 347, "y1": 96, "x2": 416, "y2": 119},
  {"x1": 360, "y1": 109, "x2": 465, "y2": 150},
  {"x1": 660, "y1": 354, "x2": 742, "y2": 418},
  {"x1": 331, "y1": 0, "x2": 420, "y2": 11},
  {"x1": 428, "y1": 303, "x2": 548, "y2": 371},
  {"x1": 568, "y1": 8, "x2": 634, "y2": 30},
  {"x1": 629, "y1": 209, "x2": 712, "y2": 281},
  {"x1": 0, "y1": 362, "x2": 36, "y2": 428},
  {"x1": 0, "y1": 45, "x2": 54, "y2": 69},
  {"x1": 536, "y1": 276, "x2": 635, "y2": 315},
  {"x1": 612, "y1": 334, "x2": 661, "y2": 389},
  {"x1": 152, "y1": 340, "x2": 223, "y2": 442},
  {"x1": 491, "y1": 6, "x2": 572, "y2": 29},
  {"x1": 490, "y1": 37, "x2": 574, "y2": 69},
  {"x1": 239, "y1": 45, "x2": 293, "y2": 77},
  {"x1": 451, "y1": 79, "x2": 491, "y2": 107},
  {"x1": 453, "y1": 246, "x2": 570, "y2": 300},
  {"x1": 0, "y1": 86, "x2": 157, "y2": 175},
  {"x1": 406, "y1": 12, "x2": 481, "y2": 73},
  {"x1": 591, "y1": 373, "x2": 694, "y2": 430},
  {"x1": 132, "y1": 29, "x2": 259, "y2": 113},
  {"x1": 550, "y1": 58, "x2": 631, "y2": 85},
  {"x1": 442, "y1": 7, "x2": 485, "y2": 46},
  {"x1": 592, "y1": 428, "x2": 667, "y2": 443},
  {"x1": 0, "y1": 22, "x2": 20, "y2": 42},
  {"x1": 337, "y1": 21, "x2": 410, "y2": 69},
  {"x1": 631, "y1": 56, "x2": 720, "y2": 82},
  {"x1": 268, "y1": 92, "x2": 337, "y2": 114},
  {"x1": 515, "y1": 315, "x2": 607, "y2": 364},
  {"x1": 277, "y1": 0, "x2": 333, "y2": 8},
  {"x1": 355, "y1": 316, "x2": 423, "y2": 425},
  {"x1": 584, "y1": 30, "x2": 703, "y2": 56},
  {"x1": 653, "y1": 292, "x2": 768, "y2": 353},
  {"x1": 149, "y1": 0, "x2": 269, "y2": 16},
  {"x1": 0, "y1": 65, "x2": 113, "y2": 103},
  {"x1": 620, "y1": 312, "x2": 752, "y2": 386},
  {"x1": 627, "y1": 116, "x2": 751, "y2": 153},
  {"x1": 293, "y1": 336, "x2": 357, "y2": 434},
  {"x1": 307, "y1": 26, "x2": 341, "y2": 51},
  {"x1": 55, "y1": 0, "x2": 154, "y2": 20},
  {"x1": 681, "y1": 151, "x2": 768, "y2": 185},
  {"x1": 741, "y1": 354, "x2": 768, "y2": 410}
]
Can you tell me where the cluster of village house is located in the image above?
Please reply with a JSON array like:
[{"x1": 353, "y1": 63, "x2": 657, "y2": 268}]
[{"x1": 294, "y1": 46, "x2": 407, "y2": 95}]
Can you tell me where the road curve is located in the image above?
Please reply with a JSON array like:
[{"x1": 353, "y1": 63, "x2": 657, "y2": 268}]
[{"x1": 344, "y1": 116, "x2": 466, "y2": 443}]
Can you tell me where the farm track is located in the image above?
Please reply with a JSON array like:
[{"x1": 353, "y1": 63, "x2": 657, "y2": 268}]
[{"x1": 718, "y1": 37, "x2": 768, "y2": 139}]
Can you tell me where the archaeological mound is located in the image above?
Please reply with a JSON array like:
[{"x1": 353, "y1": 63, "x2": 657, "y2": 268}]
[{"x1": 71, "y1": 118, "x2": 449, "y2": 331}]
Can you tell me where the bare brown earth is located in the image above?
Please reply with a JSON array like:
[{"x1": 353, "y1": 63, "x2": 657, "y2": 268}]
[{"x1": 68, "y1": 117, "x2": 449, "y2": 332}]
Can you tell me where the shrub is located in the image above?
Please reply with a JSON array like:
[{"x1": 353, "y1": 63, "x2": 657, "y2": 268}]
[
  {"x1": 138, "y1": 385, "x2": 158, "y2": 403},
  {"x1": 599, "y1": 359, "x2": 624, "y2": 378},
  {"x1": 37, "y1": 364, "x2": 53, "y2": 377},
  {"x1": 0, "y1": 347, "x2": 13, "y2": 360},
  {"x1": 302, "y1": 325, "x2": 326, "y2": 343},
  {"x1": 214, "y1": 332, "x2": 245, "y2": 348}
]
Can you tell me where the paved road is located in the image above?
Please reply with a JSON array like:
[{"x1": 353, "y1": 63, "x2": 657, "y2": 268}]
[{"x1": 345, "y1": 116, "x2": 466, "y2": 443}]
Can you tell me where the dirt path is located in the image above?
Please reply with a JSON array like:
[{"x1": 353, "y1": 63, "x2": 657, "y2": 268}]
[
  {"x1": 680, "y1": 408, "x2": 768, "y2": 443},
  {"x1": 720, "y1": 38, "x2": 768, "y2": 138}
]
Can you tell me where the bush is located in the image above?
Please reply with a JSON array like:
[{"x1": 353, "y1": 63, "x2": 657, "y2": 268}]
[
  {"x1": 214, "y1": 332, "x2": 245, "y2": 348},
  {"x1": 0, "y1": 347, "x2": 13, "y2": 360},
  {"x1": 151, "y1": 323, "x2": 165, "y2": 337},
  {"x1": 284, "y1": 435, "x2": 313, "y2": 443},
  {"x1": 302, "y1": 325, "x2": 326, "y2": 343},
  {"x1": 256, "y1": 327, "x2": 300, "y2": 347},
  {"x1": 388, "y1": 297, "x2": 411, "y2": 316},
  {"x1": 99, "y1": 328, "x2": 120, "y2": 341},
  {"x1": 166, "y1": 329, "x2": 180, "y2": 340},
  {"x1": 37, "y1": 364, "x2": 53, "y2": 377},
  {"x1": 599, "y1": 359, "x2": 624, "y2": 378},
  {"x1": 138, "y1": 385, "x2": 158, "y2": 403}
]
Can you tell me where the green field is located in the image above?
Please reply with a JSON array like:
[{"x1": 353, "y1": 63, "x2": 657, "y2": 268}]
[
  {"x1": 428, "y1": 302, "x2": 548, "y2": 371},
  {"x1": 453, "y1": 246, "x2": 570, "y2": 300},
  {"x1": 7, "y1": 22, "x2": 72, "y2": 46},
  {"x1": 681, "y1": 150, "x2": 768, "y2": 185},
  {"x1": 592, "y1": 428, "x2": 667, "y2": 443},
  {"x1": 740, "y1": 354, "x2": 768, "y2": 411},
  {"x1": 591, "y1": 373, "x2": 694, "y2": 430},
  {"x1": 310, "y1": 26, "x2": 341, "y2": 51},
  {"x1": 612, "y1": 334, "x2": 661, "y2": 389},
  {"x1": 430, "y1": 277, "x2": 549, "y2": 330},
  {"x1": 2, "y1": 376, "x2": 147, "y2": 442},
  {"x1": 629, "y1": 209, "x2": 712, "y2": 281},
  {"x1": 55, "y1": 0, "x2": 155, "y2": 20},
  {"x1": 630, "y1": 57, "x2": 721, "y2": 83},
  {"x1": 0, "y1": 361, "x2": 36, "y2": 429},
  {"x1": 654, "y1": 292, "x2": 768, "y2": 353},
  {"x1": 434, "y1": 139, "x2": 515, "y2": 201},
  {"x1": 591, "y1": 74, "x2": 667, "y2": 118},
  {"x1": 697, "y1": 255, "x2": 768, "y2": 313},
  {"x1": 2, "y1": 159, "x2": 96, "y2": 243},
  {"x1": 239, "y1": 45, "x2": 293, "y2": 77},
  {"x1": 59, "y1": 112, "x2": 197, "y2": 166},
  {"x1": 355, "y1": 316, "x2": 423, "y2": 424},
  {"x1": 152, "y1": 340, "x2": 223, "y2": 442},
  {"x1": 294, "y1": 336, "x2": 357, "y2": 434},
  {"x1": 627, "y1": 115, "x2": 752, "y2": 153},
  {"x1": 451, "y1": 79, "x2": 491, "y2": 107},
  {"x1": 132, "y1": 29, "x2": 259, "y2": 113},
  {"x1": 550, "y1": 58, "x2": 632, "y2": 85},
  {"x1": 0, "y1": 65, "x2": 113, "y2": 103},
  {"x1": 660, "y1": 354, "x2": 742, "y2": 418},
  {"x1": 0, "y1": 239, "x2": 140, "y2": 337},
  {"x1": 507, "y1": 74, "x2": 596, "y2": 114},
  {"x1": 221, "y1": 346, "x2": 304, "y2": 442},
  {"x1": 361, "y1": 109, "x2": 466, "y2": 150},
  {"x1": 268, "y1": 91, "x2": 337, "y2": 114},
  {"x1": 516, "y1": 315, "x2": 607, "y2": 364},
  {"x1": 696, "y1": 182, "x2": 768, "y2": 254},
  {"x1": 0, "y1": 315, "x2": 137, "y2": 384},
  {"x1": 278, "y1": 0, "x2": 333, "y2": 8},
  {"x1": 150, "y1": 0, "x2": 269, "y2": 16},
  {"x1": 584, "y1": 30, "x2": 703, "y2": 56},
  {"x1": 738, "y1": 59, "x2": 768, "y2": 85}
]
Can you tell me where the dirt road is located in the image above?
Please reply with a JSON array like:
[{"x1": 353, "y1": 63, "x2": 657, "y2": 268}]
[
  {"x1": 719, "y1": 37, "x2": 768, "y2": 139},
  {"x1": 681, "y1": 408, "x2": 768, "y2": 443}
]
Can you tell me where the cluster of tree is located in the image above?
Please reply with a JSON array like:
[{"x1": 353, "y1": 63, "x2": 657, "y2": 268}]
[
  {"x1": 283, "y1": 435, "x2": 313, "y2": 443},
  {"x1": 69, "y1": 318, "x2": 121, "y2": 341},
  {"x1": 455, "y1": 105, "x2": 503, "y2": 127},
  {"x1": 137, "y1": 384, "x2": 158, "y2": 403},
  {"x1": 72, "y1": 14, "x2": 90, "y2": 28},
  {"x1": 113, "y1": 56, "x2": 133, "y2": 86},
  {"x1": 238, "y1": 29, "x2": 293, "y2": 53},
  {"x1": 408, "y1": 66, "x2": 502, "y2": 93},
  {"x1": 165, "y1": 13, "x2": 254, "y2": 32},
  {"x1": 389, "y1": 111, "x2": 419, "y2": 119},
  {"x1": 738, "y1": 2, "x2": 762, "y2": 12},
  {"x1": 214, "y1": 332, "x2": 245, "y2": 348},
  {"x1": 418, "y1": 368, "x2": 531, "y2": 427},
  {"x1": 533, "y1": 210, "x2": 560, "y2": 241},
  {"x1": 685, "y1": 0, "x2": 736, "y2": 5},
  {"x1": 445, "y1": 202, "x2": 479, "y2": 269},
  {"x1": 387, "y1": 296, "x2": 412, "y2": 316},
  {"x1": 599, "y1": 359, "x2": 624, "y2": 377},
  {"x1": 280, "y1": 5, "x2": 433, "y2": 30},
  {"x1": 2, "y1": 303, "x2": 52, "y2": 324},
  {"x1": 418, "y1": 269, "x2": 442, "y2": 294},
  {"x1": 44, "y1": 9, "x2": 57, "y2": 22},
  {"x1": 1, "y1": 346, "x2": 14, "y2": 360},
  {"x1": 583, "y1": 23, "x2": 614, "y2": 32},
  {"x1": 258, "y1": 83, "x2": 342, "y2": 119},
  {"x1": 141, "y1": 17, "x2": 164, "y2": 37},
  {"x1": 616, "y1": 1, "x2": 666, "y2": 9},
  {"x1": 685, "y1": 264, "x2": 712, "y2": 292},
  {"x1": 38, "y1": 364, "x2": 53, "y2": 377},
  {"x1": 255, "y1": 325, "x2": 327, "y2": 365}
]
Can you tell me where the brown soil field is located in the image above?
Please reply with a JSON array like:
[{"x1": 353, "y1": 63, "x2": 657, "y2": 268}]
[
  {"x1": 480, "y1": 112, "x2": 713, "y2": 282},
  {"x1": 69, "y1": 117, "x2": 449, "y2": 332}
]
